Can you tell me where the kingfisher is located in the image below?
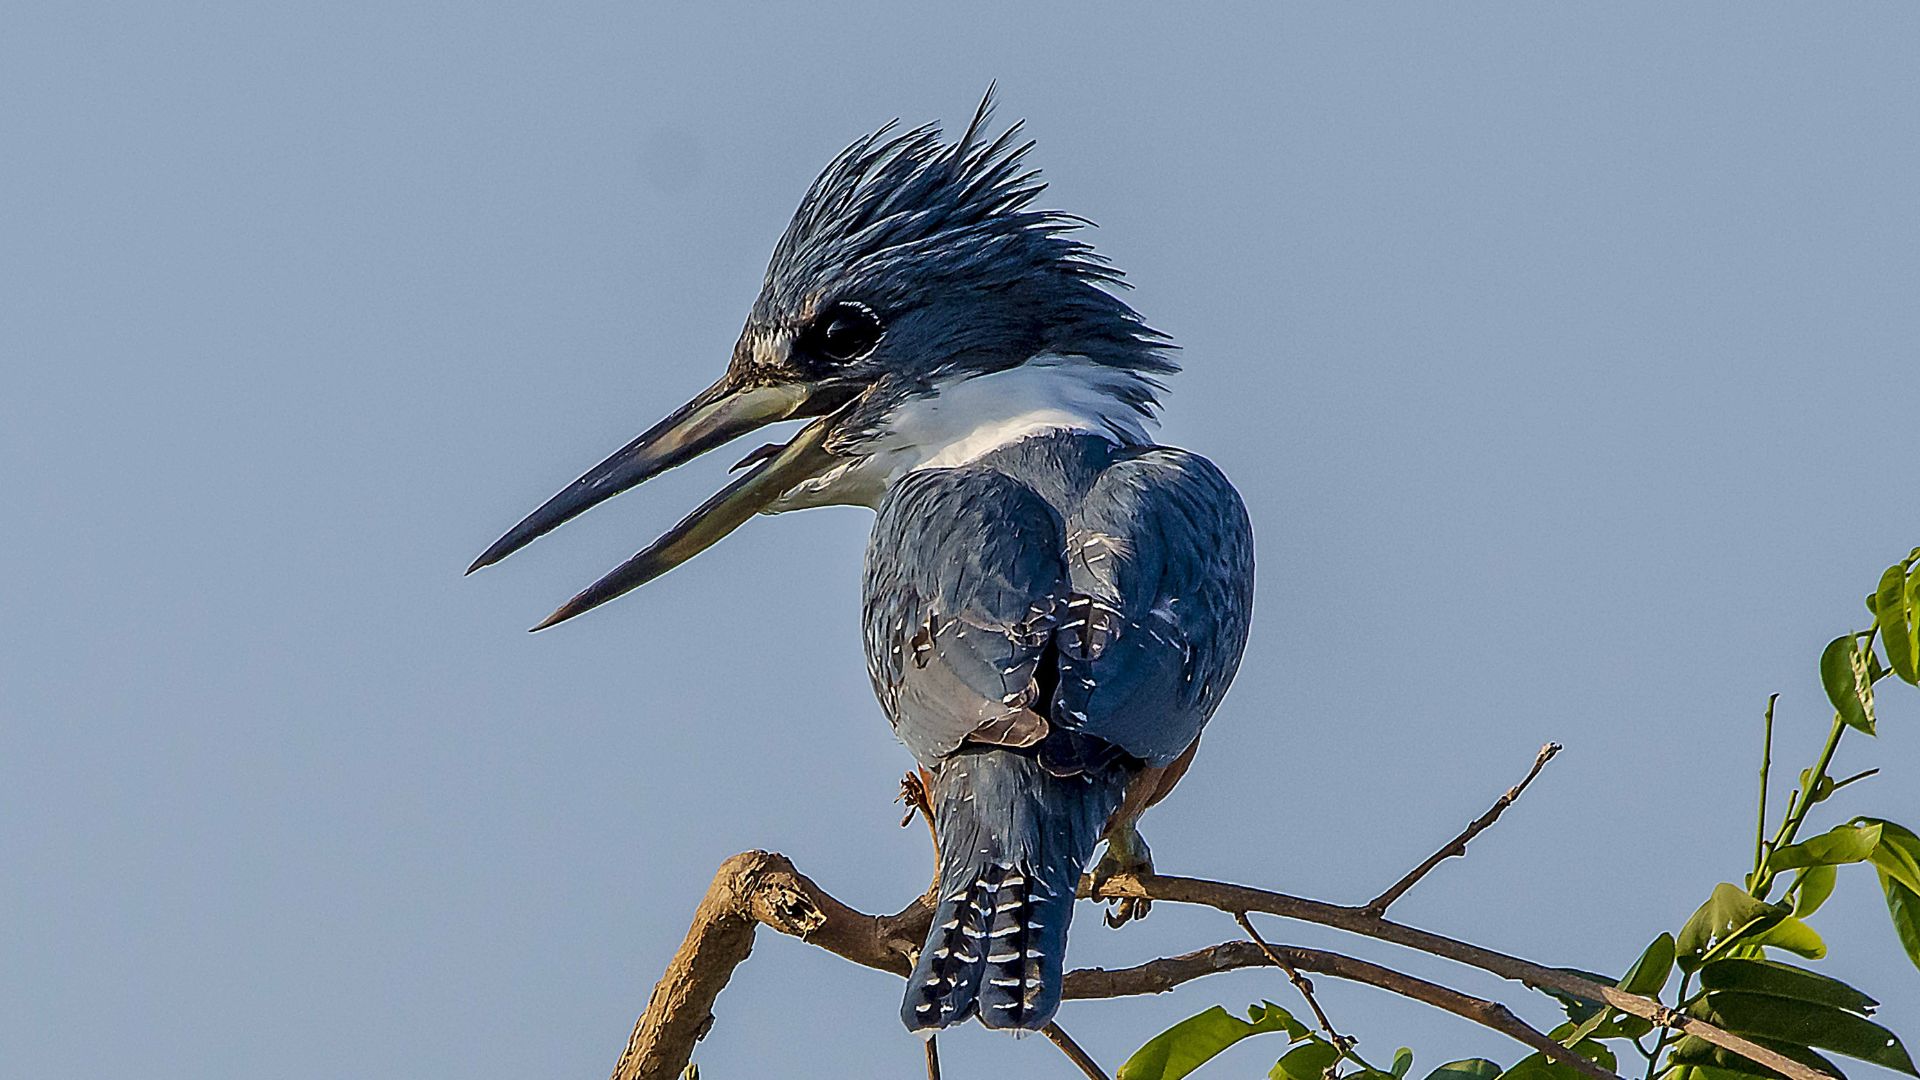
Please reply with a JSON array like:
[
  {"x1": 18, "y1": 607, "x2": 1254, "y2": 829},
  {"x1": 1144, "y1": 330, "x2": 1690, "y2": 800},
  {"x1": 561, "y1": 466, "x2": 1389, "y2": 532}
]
[{"x1": 469, "y1": 94, "x2": 1254, "y2": 1035}]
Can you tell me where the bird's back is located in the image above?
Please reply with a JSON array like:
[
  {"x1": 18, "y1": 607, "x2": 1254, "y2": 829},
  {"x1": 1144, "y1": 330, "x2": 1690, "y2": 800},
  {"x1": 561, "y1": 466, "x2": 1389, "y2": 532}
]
[
  {"x1": 863, "y1": 429, "x2": 1254, "y2": 772},
  {"x1": 861, "y1": 429, "x2": 1253, "y2": 1031}
]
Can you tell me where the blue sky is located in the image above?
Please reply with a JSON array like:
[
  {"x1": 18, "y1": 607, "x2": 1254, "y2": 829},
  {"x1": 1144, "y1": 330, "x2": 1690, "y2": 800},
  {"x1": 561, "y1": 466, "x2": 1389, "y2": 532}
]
[{"x1": 4, "y1": 3, "x2": 1917, "y2": 1077}]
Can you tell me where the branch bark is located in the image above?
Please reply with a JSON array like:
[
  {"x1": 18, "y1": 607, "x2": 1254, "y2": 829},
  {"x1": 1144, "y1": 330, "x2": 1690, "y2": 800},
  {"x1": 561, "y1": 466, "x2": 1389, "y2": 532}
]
[
  {"x1": 607, "y1": 851, "x2": 931, "y2": 1080},
  {"x1": 606, "y1": 851, "x2": 1832, "y2": 1080}
]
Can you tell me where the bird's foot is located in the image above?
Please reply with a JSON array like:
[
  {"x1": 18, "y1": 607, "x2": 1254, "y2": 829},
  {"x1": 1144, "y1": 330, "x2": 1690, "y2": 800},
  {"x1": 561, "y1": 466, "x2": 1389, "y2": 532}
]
[
  {"x1": 897, "y1": 771, "x2": 940, "y2": 862},
  {"x1": 897, "y1": 771, "x2": 932, "y2": 827},
  {"x1": 1091, "y1": 827, "x2": 1153, "y2": 928}
]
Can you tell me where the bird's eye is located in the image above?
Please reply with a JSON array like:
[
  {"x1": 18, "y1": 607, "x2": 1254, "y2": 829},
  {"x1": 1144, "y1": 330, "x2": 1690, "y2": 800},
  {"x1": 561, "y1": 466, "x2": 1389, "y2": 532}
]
[{"x1": 802, "y1": 302, "x2": 884, "y2": 363}]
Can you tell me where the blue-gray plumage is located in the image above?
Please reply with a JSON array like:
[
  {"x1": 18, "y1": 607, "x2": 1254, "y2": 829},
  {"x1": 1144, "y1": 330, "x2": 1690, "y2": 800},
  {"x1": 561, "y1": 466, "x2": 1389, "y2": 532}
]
[
  {"x1": 468, "y1": 91, "x2": 1256, "y2": 1037},
  {"x1": 867, "y1": 432, "x2": 1251, "y2": 1030}
]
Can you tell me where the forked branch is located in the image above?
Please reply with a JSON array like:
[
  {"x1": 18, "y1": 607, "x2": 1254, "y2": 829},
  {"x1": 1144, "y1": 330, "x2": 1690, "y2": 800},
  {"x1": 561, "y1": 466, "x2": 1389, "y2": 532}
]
[{"x1": 606, "y1": 849, "x2": 1830, "y2": 1080}]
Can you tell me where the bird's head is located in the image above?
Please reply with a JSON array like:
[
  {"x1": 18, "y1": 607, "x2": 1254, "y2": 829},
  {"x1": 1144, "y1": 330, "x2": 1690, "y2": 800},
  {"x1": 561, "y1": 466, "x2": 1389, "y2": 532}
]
[{"x1": 469, "y1": 92, "x2": 1174, "y2": 629}]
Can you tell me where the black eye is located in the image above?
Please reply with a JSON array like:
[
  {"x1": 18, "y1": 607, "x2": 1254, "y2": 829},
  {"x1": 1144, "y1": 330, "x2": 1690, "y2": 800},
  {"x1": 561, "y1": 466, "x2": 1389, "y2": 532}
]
[{"x1": 803, "y1": 302, "x2": 884, "y2": 363}]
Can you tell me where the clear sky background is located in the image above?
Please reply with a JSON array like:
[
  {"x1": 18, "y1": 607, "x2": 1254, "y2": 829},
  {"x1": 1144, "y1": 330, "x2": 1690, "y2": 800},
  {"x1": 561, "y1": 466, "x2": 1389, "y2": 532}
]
[{"x1": 4, "y1": 4, "x2": 1918, "y2": 1078}]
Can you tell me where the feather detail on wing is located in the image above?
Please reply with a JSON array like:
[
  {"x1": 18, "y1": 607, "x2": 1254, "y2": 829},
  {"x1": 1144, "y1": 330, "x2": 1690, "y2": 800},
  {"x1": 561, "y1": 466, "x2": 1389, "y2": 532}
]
[{"x1": 863, "y1": 439, "x2": 1253, "y2": 771}]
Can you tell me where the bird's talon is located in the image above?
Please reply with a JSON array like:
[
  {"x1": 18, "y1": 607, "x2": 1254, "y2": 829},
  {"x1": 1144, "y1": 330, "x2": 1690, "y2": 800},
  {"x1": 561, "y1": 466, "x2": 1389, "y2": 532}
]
[
  {"x1": 1103, "y1": 897, "x2": 1151, "y2": 928},
  {"x1": 1091, "y1": 827, "x2": 1154, "y2": 927},
  {"x1": 898, "y1": 772, "x2": 933, "y2": 827}
]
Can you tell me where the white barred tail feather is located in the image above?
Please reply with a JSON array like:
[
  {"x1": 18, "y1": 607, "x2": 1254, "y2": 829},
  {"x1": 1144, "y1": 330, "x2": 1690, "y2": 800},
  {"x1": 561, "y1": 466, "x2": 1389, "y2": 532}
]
[{"x1": 901, "y1": 746, "x2": 1129, "y2": 1033}]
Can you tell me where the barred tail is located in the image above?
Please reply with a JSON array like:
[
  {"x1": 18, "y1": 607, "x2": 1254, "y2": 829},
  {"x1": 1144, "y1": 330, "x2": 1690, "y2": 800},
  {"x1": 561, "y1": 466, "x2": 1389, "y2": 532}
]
[{"x1": 901, "y1": 747, "x2": 1128, "y2": 1033}]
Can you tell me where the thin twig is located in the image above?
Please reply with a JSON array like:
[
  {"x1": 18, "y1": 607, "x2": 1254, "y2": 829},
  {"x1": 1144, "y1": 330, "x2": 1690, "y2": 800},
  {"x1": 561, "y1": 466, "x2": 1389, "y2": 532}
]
[
  {"x1": 924, "y1": 1035, "x2": 940, "y2": 1080},
  {"x1": 1828, "y1": 767, "x2": 1878, "y2": 795},
  {"x1": 1365, "y1": 742, "x2": 1562, "y2": 915},
  {"x1": 1236, "y1": 911, "x2": 1354, "y2": 1055},
  {"x1": 1042, "y1": 1022, "x2": 1112, "y2": 1080}
]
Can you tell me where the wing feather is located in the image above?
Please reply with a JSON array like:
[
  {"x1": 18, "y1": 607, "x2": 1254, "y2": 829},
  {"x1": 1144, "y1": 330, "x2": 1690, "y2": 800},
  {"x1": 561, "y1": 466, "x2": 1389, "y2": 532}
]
[{"x1": 863, "y1": 444, "x2": 1253, "y2": 770}]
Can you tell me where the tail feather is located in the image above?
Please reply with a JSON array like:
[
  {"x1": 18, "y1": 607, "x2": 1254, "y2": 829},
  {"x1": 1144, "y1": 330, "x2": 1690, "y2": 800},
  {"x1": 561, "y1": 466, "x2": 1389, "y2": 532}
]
[{"x1": 902, "y1": 746, "x2": 1128, "y2": 1034}]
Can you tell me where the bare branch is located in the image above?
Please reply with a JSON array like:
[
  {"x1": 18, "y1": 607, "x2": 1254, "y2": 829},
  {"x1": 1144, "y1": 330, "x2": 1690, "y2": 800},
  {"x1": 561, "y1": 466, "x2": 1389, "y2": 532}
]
[
  {"x1": 924, "y1": 1034, "x2": 940, "y2": 1080},
  {"x1": 1061, "y1": 940, "x2": 1269, "y2": 997},
  {"x1": 1365, "y1": 742, "x2": 1562, "y2": 915},
  {"x1": 608, "y1": 851, "x2": 932, "y2": 1080},
  {"x1": 1042, "y1": 1022, "x2": 1113, "y2": 1080},
  {"x1": 1088, "y1": 873, "x2": 1833, "y2": 1080}
]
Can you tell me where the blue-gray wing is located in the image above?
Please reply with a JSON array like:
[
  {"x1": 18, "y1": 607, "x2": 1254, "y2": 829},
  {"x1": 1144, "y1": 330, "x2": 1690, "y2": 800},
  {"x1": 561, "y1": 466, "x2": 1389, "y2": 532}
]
[
  {"x1": 863, "y1": 447, "x2": 1253, "y2": 770},
  {"x1": 863, "y1": 468, "x2": 1068, "y2": 766},
  {"x1": 1052, "y1": 448, "x2": 1254, "y2": 764}
]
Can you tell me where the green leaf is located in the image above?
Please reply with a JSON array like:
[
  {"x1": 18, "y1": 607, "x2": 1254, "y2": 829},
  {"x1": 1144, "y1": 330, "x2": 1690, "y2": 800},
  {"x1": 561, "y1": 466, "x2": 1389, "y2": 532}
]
[
  {"x1": 1792, "y1": 865, "x2": 1837, "y2": 917},
  {"x1": 1876, "y1": 563, "x2": 1920, "y2": 685},
  {"x1": 1877, "y1": 863, "x2": 1920, "y2": 972},
  {"x1": 1694, "y1": 991, "x2": 1917, "y2": 1075},
  {"x1": 1769, "y1": 823, "x2": 1882, "y2": 871},
  {"x1": 1559, "y1": 1007, "x2": 1652, "y2": 1046},
  {"x1": 1392, "y1": 1048, "x2": 1415, "y2": 1079},
  {"x1": 1859, "y1": 818, "x2": 1920, "y2": 895},
  {"x1": 1820, "y1": 635, "x2": 1876, "y2": 735},
  {"x1": 1621, "y1": 932, "x2": 1677, "y2": 998},
  {"x1": 1857, "y1": 818, "x2": 1920, "y2": 967},
  {"x1": 1663, "y1": 1064, "x2": 1777, "y2": 1080},
  {"x1": 1120, "y1": 1002, "x2": 1307, "y2": 1080},
  {"x1": 1697, "y1": 958, "x2": 1878, "y2": 1013},
  {"x1": 1421, "y1": 1060, "x2": 1501, "y2": 1080},
  {"x1": 1670, "y1": 1034, "x2": 1850, "y2": 1080},
  {"x1": 1747, "y1": 915, "x2": 1825, "y2": 959},
  {"x1": 1552, "y1": 933, "x2": 1669, "y2": 1043},
  {"x1": 1504, "y1": 1041, "x2": 1617, "y2": 1080},
  {"x1": 1271, "y1": 1039, "x2": 1341, "y2": 1080},
  {"x1": 1678, "y1": 884, "x2": 1790, "y2": 971},
  {"x1": 1502, "y1": 1055, "x2": 1585, "y2": 1080}
]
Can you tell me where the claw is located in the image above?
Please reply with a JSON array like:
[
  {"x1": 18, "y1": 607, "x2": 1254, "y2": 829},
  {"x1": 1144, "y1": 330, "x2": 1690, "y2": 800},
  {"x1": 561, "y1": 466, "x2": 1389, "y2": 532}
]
[
  {"x1": 1090, "y1": 826, "x2": 1154, "y2": 928},
  {"x1": 898, "y1": 770, "x2": 940, "y2": 862},
  {"x1": 897, "y1": 771, "x2": 933, "y2": 827}
]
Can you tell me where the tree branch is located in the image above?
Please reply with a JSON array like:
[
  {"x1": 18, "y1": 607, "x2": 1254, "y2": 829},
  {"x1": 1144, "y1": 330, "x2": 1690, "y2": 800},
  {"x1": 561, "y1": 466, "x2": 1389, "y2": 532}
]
[
  {"x1": 607, "y1": 849, "x2": 1833, "y2": 1080},
  {"x1": 1365, "y1": 742, "x2": 1562, "y2": 915},
  {"x1": 607, "y1": 851, "x2": 932, "y2": 1080},
  {"x1": 1088, "y1": 873, "x2": 1833, "y2": 1080},
  {"x1": 1238, "y1": 914, "x2": 1615, "y2": 1080}
]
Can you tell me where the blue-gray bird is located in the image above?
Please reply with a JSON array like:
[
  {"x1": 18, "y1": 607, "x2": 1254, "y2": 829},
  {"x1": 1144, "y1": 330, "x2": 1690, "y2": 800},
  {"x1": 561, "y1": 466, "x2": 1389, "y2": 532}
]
[{"x1": 469, "y1": 95, "x2": 1254, "y2": 1035}]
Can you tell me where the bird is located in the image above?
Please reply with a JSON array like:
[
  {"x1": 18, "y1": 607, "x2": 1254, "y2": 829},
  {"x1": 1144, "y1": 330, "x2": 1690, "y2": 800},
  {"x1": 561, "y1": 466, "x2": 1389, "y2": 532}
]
[{"x1": 468, "y1": 92, "x2": 1255, "y2": 1036}]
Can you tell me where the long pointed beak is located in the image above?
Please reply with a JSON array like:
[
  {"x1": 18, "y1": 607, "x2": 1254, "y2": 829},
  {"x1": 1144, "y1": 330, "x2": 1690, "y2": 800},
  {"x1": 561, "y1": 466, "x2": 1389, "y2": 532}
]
[
  {"x1": 468, "y1": 377, "x2": 823, "y2": 575},
  {"x1": 528, "y1": 405, "x2": 846, "y2": 630}
]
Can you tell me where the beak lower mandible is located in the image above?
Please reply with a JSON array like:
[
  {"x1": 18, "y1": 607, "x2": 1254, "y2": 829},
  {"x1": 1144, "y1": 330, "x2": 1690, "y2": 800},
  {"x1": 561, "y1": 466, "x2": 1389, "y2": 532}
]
[
  {"x1": 467, "y1": 377, "x2": 813, "y2": 575},
  {"x1": 528, "y1": 403, "x2": 849, "y2": 630}
]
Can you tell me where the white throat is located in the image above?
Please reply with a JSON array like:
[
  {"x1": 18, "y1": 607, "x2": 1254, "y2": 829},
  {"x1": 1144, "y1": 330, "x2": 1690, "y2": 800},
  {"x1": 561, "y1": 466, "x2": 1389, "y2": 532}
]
[{"x1": 770, "y1": 354, "x2": 1158, "y2": 512}]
